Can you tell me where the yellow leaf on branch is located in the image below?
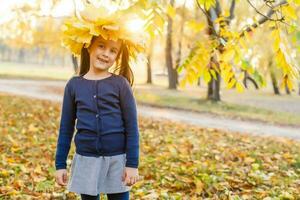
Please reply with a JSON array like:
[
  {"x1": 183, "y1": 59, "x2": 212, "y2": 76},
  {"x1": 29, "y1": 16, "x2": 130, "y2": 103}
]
[
  {"x1": 186, "y1": 20, "x2": 205, "y2": 33},
  {"x1": 281, "y1": 4, "x2": 297, "y2": 20},
  {"x1": 166, "y1": 5, "x2": 176, "y2": 19},
  {"x1": 203, "y1": 69, "x2": 212, "y2": 83},
  {"x1": 235, "y1": 82, "x2": 244, "y2": 93}
]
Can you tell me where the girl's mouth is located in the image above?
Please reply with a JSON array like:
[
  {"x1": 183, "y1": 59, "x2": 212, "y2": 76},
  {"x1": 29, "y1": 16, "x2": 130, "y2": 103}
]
[{"x1": 97, "y1": 57, "x2": 109, "y2": 64}]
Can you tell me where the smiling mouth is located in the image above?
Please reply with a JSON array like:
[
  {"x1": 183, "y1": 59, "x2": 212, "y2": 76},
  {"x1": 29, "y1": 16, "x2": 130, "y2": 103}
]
[{"x1": 97, "y1": 57, "x2": 109, "y2": 63}]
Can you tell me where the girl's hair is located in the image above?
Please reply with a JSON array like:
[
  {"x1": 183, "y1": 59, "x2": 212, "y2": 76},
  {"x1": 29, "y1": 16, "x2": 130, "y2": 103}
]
[{"x1": 78, "y1": 36, "x2": 134, "y2": 87}]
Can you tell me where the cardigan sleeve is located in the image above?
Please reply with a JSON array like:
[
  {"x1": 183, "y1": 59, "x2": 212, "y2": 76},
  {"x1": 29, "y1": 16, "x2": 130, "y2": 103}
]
[
  {"x1": 55, "y1": 79, "x2": 76, "y2": 170},
  {"x1": 119, "y1": 77, "x2": 140, "y2": 168}
]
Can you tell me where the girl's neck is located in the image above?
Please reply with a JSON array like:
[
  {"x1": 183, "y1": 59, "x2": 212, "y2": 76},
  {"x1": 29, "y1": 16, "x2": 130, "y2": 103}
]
[{"x1": 85, "y1": 68, "x2": 111, "y2": 79}]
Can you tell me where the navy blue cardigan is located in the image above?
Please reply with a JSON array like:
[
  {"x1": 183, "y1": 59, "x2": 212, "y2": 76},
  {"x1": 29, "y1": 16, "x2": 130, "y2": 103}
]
[{"x1": 55, "y1": 73, "x2": 139, "y2": 170}]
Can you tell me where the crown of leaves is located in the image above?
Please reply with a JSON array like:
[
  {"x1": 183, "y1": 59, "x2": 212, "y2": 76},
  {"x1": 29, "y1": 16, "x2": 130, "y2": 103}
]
[{"x1": 61, "y1": 4, "x2": 146, "y2": 61}]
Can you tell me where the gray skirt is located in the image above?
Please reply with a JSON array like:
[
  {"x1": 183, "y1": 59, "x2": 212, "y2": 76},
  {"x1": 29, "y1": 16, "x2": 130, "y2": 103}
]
[{"x1": 67, "y1": 152, "x2": 132, "y2": 196}]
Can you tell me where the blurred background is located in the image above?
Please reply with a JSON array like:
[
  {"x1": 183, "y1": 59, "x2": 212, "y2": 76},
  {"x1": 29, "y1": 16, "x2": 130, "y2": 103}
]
[
  {"x1": 1, "y1": 0, "x2": 300, "y2": 126},
  {"x1": 0, "y1": 0, "x2": 300, "y2": 199}
]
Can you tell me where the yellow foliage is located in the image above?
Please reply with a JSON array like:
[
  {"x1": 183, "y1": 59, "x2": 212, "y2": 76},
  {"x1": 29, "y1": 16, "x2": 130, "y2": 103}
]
[
  {"x1": 209, "y1": 69, "x2": 217, "y2": 80},
  {"x1": 293, "y1": 0, "x2": 300, "y2": 4},
  {"x1": 178, "y1": 78, "x2": 187, "y2": 88},
  {"x1": 226, "y1": 79, "x2": 236, "y2": 89},
  {"x1": 166, "y1": 5, "x2": 176, "y2": 19},
  {"x1": 281, "y1": 4, "x2": 297, "y2": 20},
  {"x1": 1, "y1": 94, "x2": 300, "y2": 198},
  {"x1": 187, "y1": 73, "x2": 195, "y2": 85},
  {"x1": 272, "y1": 28, "x2": 299, "y2": 92},
  {"x1": 186, "y1": 20, "x2": 205, "y2": 33},
  {"x1": 271, "y1": 29, "x2": 280, "y2": 50},
  {"x1": 61, "y1": 4, "x2": 146, "y2": 59},
  {"x1": 203, "y1": 69, "x2": 212, "y2": 83},
  {"x1": 197, "y1": 0, "x2": 216, "y2": 10},
  {"x1": 221, "y1": 47, "x2": 235, "y2": 62},
  {"x1": 194, "y1": 178, "x2": 204, "y2": 194},
  {"x1": 233, "y1": 47, "x2": 241, "y2": 65},
  {"x1": 235, "y1": 82, "x2": 244, "y2": 93}
]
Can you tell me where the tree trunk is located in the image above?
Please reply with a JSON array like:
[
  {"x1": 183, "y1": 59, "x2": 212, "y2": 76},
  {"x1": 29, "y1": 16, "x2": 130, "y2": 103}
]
[
  {"x1": 203, "y1": 0, "x2": 236, "y2": 101},
  {"x1": 285, "y1": 85, "x2": 291, "y2": 95},
  {"x1": 18, "y1": 48, "x2": 25, "y2": 63},
  {"x1": 165, "y1": 0, "x2": 177, "y2": 89},
  {"x1": 146, "y1": 41, "x2": 153, "y2": 84},
  {"x1": 71, "y1": 55, "x2": 78, "y2": 73},
  {"x1": 174, "y1": 1, "x2": 187, "y2": 86},
  {"x1": 270, "y1": 69, "x2": 280, "y2": 95},
  {"x1": 0, "y1": 45, "x2": 3, "y2": 61},
  {"x1": 207, "y1": 75, "x2": 221, "y2": 101},
  {"x1": 174, "y1": 41, "x2": 181, "y2": 86},
  {"x1": 197, "y1": 78, "x2": 201, "y2": 86},
  {"x1": 205, "y1": 6, "x2": 221, "y2": 101}
]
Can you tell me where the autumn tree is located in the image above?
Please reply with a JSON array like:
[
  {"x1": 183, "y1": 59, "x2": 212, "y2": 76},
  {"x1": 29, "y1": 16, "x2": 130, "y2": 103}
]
[
  {"x1": 178, "y1": 0, "x2": 300, "y2": 101},
  {"x1": 0, "y1": 1, "x2": 69, "y2": 66}
]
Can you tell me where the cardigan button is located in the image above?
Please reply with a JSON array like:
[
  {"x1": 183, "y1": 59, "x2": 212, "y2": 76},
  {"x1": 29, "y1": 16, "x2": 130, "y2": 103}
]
[
  {"x1": 93, "y1": 95, "x2": 96, "y2": 98},
  {"x1": 96, "y1": 114, "x2": 99, "y2": 118}
]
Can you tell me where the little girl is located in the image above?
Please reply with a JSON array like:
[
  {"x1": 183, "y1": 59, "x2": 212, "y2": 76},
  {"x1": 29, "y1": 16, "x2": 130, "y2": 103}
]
[{"x1": 54, "y1": 5, "x2": 144, "y2": 200}]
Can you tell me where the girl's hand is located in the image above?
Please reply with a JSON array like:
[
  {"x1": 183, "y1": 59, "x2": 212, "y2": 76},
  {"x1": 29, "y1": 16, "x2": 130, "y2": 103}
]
[
  {"x1": 55, "y1": 169, "x2": 68, "y2": 186},
  {"x1": 122, "y1": 167, "x2": 139, "y2": 186}
]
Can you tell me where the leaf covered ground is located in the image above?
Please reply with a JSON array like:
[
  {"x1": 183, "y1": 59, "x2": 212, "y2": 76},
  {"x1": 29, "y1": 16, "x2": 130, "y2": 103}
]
[{"x1": 0, "y1": 93, "x2": 299, "y2": 200}]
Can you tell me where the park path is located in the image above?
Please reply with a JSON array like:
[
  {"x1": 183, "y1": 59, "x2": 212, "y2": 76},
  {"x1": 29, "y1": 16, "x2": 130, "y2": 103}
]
[{"x1": 0, "y1": 78, "x2": 299, "y2": 140}]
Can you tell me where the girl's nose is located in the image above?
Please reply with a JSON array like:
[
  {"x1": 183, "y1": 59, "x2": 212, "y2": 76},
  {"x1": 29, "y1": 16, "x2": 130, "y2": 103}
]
[{"x1": 102, "y1": 49, "x2": 110, "y2": 57}]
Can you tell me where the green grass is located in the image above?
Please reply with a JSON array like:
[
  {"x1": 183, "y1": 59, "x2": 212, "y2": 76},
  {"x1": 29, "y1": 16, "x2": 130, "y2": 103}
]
[
  {"x1": 134, "y1": 87, "x2": 300, "y2": 127},
  {"x1": 0, "y1": 61, "x2": 74, "y2": 81}
]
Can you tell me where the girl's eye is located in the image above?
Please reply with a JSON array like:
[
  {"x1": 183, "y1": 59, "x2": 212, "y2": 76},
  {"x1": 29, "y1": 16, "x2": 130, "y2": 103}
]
[
  {"x1": 99, "y1": 44, "x2": 104, "y2": 48},
  {"x1": 111, "y1": 50, "x2": 117, "y2": 54}
]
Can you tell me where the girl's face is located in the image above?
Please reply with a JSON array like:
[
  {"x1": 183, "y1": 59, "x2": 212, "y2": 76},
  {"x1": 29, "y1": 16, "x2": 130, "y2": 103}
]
[{"x1": 88, "y1": 35, "x2": 122, "y2": 71}]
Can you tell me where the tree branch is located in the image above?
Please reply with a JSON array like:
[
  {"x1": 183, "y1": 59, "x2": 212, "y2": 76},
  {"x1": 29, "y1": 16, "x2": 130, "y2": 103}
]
[
  {"x1": 239, "y1": 0, "x2": 288, "y2": 37},
  {"x1": 246, "y1": 0, "x2": 284, "y2": 22}
]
